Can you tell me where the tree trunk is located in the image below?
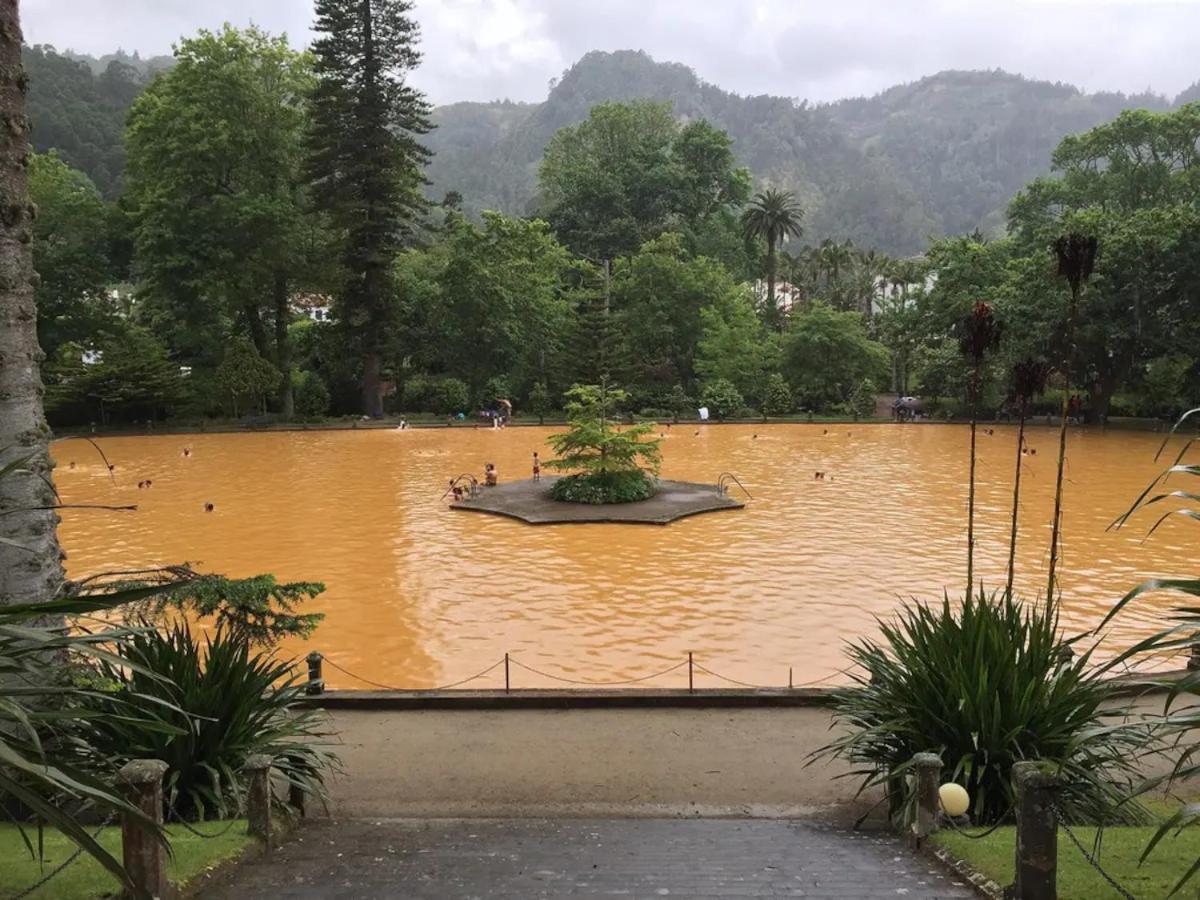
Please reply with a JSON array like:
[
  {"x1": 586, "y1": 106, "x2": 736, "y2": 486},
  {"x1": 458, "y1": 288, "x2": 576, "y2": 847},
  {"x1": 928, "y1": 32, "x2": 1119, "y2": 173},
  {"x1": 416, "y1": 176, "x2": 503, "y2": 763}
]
[
  {"x1": 766, "y1": 241, "x2": 777, "y2": 329},
  {"x1": 362, "y1": 351, "x2": 383, "y2": 418},
  {"x1": 244, "y1": 300, "x2": 268, "y2": 357},
  {"x1": 1089, "y1": 373, "x2": 1117, "y2": 426},
  {"x1": 273, "y1": 270, "x2": 293, "y2": 418},
  {"x1": 0, "y1": 4, "x2": 65, "y2": 605}
]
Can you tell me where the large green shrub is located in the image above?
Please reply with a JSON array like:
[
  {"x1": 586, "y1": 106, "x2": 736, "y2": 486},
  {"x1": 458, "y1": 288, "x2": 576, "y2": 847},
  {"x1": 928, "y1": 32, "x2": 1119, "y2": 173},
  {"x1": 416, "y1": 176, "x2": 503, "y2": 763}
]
[
  {"x1": 762, "y1": 373, "x2": 794, "y2": 415},
  {"x1": 699, "y1": 378, "x2": 744, "y2": 419},
  {"x1": 79, "y1": 625, "x2": 336, "y2": 820},
  {"x1": 293, "y1": 370, "x2": 331, "y2": 418},
  {"x1": 400, "y1": 375, "x2": 469, "y2": 414},
  {"x1": 814, "y1": 589, "x2": 1152, "y2": 826}
]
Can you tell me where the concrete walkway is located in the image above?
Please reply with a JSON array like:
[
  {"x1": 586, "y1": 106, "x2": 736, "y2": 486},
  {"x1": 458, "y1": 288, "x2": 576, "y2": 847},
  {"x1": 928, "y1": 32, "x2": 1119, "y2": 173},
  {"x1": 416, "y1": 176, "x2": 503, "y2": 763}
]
[{"x1": 199, "y1": 817, "x2": 975, "y2": 899}]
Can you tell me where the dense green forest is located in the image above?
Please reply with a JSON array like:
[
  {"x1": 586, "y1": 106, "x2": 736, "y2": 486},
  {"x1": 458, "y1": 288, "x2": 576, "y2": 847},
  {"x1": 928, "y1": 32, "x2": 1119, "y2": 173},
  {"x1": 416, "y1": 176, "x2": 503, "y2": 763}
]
[{"x1": 22, "y1": 24, "x2": 1200, "y2": 429}]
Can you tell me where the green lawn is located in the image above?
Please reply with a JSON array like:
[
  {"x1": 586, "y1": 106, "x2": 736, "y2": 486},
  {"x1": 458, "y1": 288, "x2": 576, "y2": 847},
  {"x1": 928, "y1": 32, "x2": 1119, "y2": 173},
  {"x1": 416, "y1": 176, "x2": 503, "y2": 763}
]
[
  {"x1": 0, "y1": 821, "x2": 254, "y2": 899},
  {"x1": 932, "y1": 803, "x2": 1200, "y2": 899}
]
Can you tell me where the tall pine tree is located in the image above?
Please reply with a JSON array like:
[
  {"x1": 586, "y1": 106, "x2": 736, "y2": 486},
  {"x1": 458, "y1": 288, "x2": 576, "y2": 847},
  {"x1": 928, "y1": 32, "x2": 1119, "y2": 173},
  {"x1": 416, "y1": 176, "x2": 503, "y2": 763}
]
[{"x1": 306, "y1": 0, "x2": 431, "y2": 416}]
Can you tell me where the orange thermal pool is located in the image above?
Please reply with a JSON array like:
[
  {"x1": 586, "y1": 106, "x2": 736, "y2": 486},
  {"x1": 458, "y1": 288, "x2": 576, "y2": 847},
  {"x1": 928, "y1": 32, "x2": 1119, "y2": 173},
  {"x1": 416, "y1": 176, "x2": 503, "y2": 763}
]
[{"x1": 54, "y1": 424, "x2": 1192, "y2": 689}]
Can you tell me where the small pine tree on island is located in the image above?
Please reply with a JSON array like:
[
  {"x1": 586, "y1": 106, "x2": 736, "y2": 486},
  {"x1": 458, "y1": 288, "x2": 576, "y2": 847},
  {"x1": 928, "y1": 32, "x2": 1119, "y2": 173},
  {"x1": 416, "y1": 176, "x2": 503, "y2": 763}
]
[{"x1": 545, "y1": 380, "x2": 662, "y2": 504}]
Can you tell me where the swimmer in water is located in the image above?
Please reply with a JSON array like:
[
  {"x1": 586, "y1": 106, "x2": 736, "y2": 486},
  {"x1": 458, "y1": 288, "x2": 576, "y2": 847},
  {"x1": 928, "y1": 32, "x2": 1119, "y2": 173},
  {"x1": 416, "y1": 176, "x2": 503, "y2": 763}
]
[
  {"x1": 204, "y1": 502, "x2": 214, "y2": 513},
  {"x1": 182, "y1": 448, "x2": 192, "y2": 457}
]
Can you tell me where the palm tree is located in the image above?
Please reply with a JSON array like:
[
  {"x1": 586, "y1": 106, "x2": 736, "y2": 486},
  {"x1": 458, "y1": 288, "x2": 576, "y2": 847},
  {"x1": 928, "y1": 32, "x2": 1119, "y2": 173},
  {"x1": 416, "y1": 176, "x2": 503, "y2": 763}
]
[{"x1": 741, "y1": 189, "x2": 803, "y2": 328}]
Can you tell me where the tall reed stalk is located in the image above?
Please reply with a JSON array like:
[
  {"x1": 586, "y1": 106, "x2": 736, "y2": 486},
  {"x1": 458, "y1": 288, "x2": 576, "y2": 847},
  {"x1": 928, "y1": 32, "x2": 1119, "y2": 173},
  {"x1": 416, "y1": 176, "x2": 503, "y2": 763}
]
[
  {"x1": 957, "y1": 301, "x2": 1001, "y2": 594},
  {"x1": 1006, "y1": 360, "x2": 1051, "y2": 598},
  {"x1": 1046, "y1": 234, "x2": 1097, "y2": 604}
]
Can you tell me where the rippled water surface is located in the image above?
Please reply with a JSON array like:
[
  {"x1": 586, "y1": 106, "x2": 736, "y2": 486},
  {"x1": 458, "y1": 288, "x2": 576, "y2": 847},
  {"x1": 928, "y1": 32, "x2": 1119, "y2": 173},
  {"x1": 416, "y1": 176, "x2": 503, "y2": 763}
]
[{"x1": 54, "y1": 424, "x2": 1193, "y2": 688}]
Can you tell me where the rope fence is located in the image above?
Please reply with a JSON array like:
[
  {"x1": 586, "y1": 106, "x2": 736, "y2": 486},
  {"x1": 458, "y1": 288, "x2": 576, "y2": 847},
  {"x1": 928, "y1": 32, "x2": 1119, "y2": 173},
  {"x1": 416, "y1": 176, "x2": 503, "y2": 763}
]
[{"x1": 312, "y1": 650, "x2": 855, "y2": 694}]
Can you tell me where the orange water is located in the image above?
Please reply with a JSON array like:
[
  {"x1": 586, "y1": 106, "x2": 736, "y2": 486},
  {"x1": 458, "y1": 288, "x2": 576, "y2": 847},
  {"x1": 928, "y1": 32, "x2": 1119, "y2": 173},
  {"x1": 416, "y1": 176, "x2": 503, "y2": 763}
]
[{"x1": 53, "y1": 424, "x2": 1194, "y2": 689}]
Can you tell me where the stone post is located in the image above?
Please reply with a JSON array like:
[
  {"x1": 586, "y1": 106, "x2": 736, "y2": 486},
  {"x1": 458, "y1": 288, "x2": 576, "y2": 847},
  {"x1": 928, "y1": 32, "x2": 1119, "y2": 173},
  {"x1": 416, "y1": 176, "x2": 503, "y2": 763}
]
[
  {"x1": 244, "y1": 754, "x2": 274, "y2": 852},
  {"x1": 911, "y1": 752, "x2": 943, "y2": 847},
  {"x1": 305, "y1": 651, "x2": 324, "y2": 695},
  {"x1": 117, "y1": 758, "x2": 169, "y2": 900},
  {"x1": 1012, "y1": 761, "x2": 1058, "y2": 900}
]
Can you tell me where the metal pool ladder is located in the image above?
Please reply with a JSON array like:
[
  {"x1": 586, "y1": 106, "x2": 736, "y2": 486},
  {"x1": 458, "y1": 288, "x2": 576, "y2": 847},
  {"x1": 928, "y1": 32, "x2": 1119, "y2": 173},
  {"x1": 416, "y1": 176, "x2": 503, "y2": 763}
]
[{"x1": 716, "y1": 472, "x2": 752, "y2": 499}]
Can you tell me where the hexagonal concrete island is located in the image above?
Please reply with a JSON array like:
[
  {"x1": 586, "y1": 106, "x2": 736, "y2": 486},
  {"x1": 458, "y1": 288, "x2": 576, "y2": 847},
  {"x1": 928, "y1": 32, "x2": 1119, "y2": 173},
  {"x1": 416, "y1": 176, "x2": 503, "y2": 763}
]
[{"x1": 450, "y1": 476, "x2": 745, "y2": 525}]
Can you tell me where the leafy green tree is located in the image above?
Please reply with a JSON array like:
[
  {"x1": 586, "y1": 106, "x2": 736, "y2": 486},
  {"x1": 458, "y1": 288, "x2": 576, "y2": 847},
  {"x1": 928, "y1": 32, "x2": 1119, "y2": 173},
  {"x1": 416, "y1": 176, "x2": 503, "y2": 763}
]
[
  {"x1": 782, "y1": 302, "x2": 889, "y2": 411},
  {"x1": 762, "y1": 373, "x2": 794, "y2": 415},
  {"x1": 45, "y1": 327, "x2": 186, "y2": 425},
  {"x1": 306, "y1": 0, "x2": 432, "y2": 417},
  {"x1": 539, "y1": 101, "x2": 750, "y2": 260},
  {"x1": 215, "y1": 338, "x2": 281, "y2": 416},
  {"x1": 125, "y1": 26, "x2": 316, "y2": 415},
  {"x1": 695, "y1": 286, "x2": 780, "y2": 406},
  {"x1": 30, "y1": 152, "x2": 115, "y2": 359},
  {"x1": 529, "y1": 379, "x2": 552, "y2": 424},
  {"x1": 436, "y1": 212, "x2": 572, "y2": 399},
  {"x1": 699, "y1": 378, "x2": 745, "y2": 419},
  {"x1": 741, "y1": 188, "x2": 803, "y2": 329},
  {"x1": 613, "y1": 233, "x2": 747, "y2": 400},
  {"x1": 546, "y1": 382, "x2": 662, "y2": 503},
  {"x1": 1005, "y1": 105, "x2": 1200, "y2": 421}
]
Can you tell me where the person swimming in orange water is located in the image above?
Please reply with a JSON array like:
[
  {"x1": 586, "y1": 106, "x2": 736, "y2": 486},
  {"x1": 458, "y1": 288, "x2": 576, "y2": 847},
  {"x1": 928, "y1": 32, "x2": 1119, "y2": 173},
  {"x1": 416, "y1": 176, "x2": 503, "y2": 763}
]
[
  {"x1": 204, "y1": 502, "x2": 214, "y2": 512},
  {"x1": 182, "y1": 448, "x2": 192, "y2": 457}
]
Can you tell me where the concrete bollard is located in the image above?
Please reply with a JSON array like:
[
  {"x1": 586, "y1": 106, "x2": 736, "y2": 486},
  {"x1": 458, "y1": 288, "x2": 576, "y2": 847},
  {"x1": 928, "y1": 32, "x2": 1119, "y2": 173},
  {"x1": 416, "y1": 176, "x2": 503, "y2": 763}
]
[
  {"x1": 305, "y1": 651, "x2": 324, "y2": 695},
  {"x1": 244, "y1": 754, "x2": 274, "y2": 852},
  {"x1": 117, "y1": 758, "x2": 170, "y2": 900},
  {"x1": 911, "y1": 752, "x2": 943, "y2": 847},
  {"x1": 1012, "y1": 761, "x2": 1059, "y2": 900}
]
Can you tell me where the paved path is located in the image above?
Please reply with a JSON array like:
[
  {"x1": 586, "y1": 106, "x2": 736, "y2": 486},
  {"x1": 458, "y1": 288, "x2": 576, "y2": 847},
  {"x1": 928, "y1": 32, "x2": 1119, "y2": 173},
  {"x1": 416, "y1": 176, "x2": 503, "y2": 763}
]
[{"x1": 200, "y1": 818, "x2": 976, "y2": 899}]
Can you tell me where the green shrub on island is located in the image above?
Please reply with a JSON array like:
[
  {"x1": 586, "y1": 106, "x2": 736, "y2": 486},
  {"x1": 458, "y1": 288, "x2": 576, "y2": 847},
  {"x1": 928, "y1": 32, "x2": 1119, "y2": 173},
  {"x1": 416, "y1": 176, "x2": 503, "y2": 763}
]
[
  {"x1": 545, "y1": 381, "x2": 662, "y2": 504},
  {"x1": 550, "y1": 470, "x2": 655, "y2": 504}
]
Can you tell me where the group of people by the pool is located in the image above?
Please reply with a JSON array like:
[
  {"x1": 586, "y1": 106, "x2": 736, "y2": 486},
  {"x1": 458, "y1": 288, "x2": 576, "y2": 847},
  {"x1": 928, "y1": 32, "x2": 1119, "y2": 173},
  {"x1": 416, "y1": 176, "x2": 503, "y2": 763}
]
[{"x1": 447, "y1": 452, "x2": 540, "y2": 501}]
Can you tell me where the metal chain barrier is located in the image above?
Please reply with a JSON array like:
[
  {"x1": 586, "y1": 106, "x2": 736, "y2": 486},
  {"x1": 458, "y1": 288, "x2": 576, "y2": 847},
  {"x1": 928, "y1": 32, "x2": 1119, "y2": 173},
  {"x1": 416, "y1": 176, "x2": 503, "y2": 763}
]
[
  {"x1": 1052, "y1": 800, "x2": 1138, "y2": 900},
  {"x1": 323, "y1": 655, "x2": 506, "y2": 691},
  {"x1": 319, "y1": 652, "x2": 851, "y2": 692},
  {"x1": 12, "y1": 815, "x2": 114, "y2": 900},
  {"x1": 508, "y1": 656, "x2": 688, "y2": 686}
]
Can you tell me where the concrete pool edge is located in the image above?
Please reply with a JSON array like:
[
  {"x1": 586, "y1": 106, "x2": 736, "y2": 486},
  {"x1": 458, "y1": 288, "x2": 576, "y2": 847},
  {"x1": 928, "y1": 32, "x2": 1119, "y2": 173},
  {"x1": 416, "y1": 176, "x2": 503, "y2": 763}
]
[{"x1": 297, "y1": 668, "x2": 1192, "y2": 711}]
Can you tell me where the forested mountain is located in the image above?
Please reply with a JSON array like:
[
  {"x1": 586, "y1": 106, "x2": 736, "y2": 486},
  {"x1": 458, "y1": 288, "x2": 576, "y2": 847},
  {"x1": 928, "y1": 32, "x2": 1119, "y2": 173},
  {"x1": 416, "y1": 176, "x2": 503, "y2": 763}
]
[
  {"x1": 425, "y1": 51, "x2": 1194, "y2": 253},
  {"x1": 24, "y1": 44, "x2": 1198, "y2": 252},
  {"x1": 24, "y1": 45, "x2": 151, "y2": 197}
]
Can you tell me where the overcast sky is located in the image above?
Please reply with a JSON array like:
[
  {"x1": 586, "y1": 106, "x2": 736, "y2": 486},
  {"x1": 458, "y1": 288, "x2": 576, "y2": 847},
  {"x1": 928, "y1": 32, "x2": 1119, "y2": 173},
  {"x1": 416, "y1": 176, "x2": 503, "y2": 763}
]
[{"x1": 23, "y1": 0, "x2": 1200, "y2": 105}]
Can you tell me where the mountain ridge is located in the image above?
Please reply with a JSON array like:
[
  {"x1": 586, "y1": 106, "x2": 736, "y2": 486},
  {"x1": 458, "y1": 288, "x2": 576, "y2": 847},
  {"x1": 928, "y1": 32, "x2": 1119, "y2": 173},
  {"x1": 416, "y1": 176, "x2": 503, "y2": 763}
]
[{"x1": 26, "y1": 44, "x2": 1199, "y2": 254}]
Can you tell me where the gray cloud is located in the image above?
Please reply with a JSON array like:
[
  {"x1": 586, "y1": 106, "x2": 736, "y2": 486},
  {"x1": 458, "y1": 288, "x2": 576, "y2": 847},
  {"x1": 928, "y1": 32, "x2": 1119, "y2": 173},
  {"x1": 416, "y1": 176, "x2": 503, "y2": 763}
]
[{"x1": 21, "y1": 0, "x2": 1200, "y2": 105}]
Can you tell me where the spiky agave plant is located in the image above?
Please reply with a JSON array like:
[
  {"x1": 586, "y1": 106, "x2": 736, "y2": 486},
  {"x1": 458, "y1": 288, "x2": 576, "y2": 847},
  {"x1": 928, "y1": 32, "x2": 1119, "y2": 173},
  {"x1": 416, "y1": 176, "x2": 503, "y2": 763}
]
[
  {"x1": 78, "y1": 623, "x2": 339, "y2": 821},
  {"x1": 813, "y1": 589, "x2": 1155, "y2": 827},
  {"x1": 1006, "y1": 359, "x2": 1052, "y2": 597},
  {"x1": 1047, "y1": 233, "x2": 1098, "y2": 602},
  {"x1": 1106, "y1": 405, "x2": 1200, "y2": 894},
  {"x1": 956, "y1": 301, "x2": 1002, "y2": 594}
]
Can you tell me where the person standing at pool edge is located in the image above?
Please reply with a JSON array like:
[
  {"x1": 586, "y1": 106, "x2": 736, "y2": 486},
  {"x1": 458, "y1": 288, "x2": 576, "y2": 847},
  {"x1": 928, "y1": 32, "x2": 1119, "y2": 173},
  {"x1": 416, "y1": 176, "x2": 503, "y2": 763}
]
[{"x1": 532, "y1": 452, "x2": 541, "y2": 482}]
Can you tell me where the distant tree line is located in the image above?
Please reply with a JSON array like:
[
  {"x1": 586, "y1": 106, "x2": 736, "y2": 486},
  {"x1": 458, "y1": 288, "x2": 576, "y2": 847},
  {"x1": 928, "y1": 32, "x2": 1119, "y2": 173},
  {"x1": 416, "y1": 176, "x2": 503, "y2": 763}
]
[{"x1": 26, "y1": 10, "x2": 1200, "y2": 427}]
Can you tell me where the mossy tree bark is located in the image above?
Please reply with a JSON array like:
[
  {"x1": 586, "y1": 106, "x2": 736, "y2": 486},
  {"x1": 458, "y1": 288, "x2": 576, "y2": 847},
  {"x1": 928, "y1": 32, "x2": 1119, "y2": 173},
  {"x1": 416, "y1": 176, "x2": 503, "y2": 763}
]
[{"x1": 0, "y1": 1, "x2": 65, "y2": 605}]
